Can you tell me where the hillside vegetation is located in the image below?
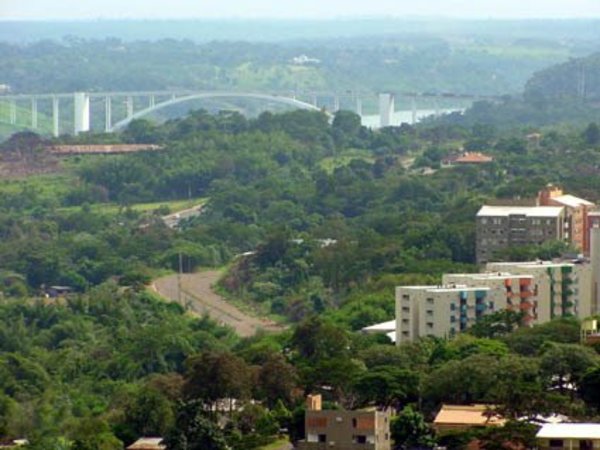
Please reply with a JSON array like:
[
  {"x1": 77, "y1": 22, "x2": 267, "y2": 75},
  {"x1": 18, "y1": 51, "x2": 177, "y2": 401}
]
[{"x1": 1, "y1": 107, "x2": 600, "y2": 448}]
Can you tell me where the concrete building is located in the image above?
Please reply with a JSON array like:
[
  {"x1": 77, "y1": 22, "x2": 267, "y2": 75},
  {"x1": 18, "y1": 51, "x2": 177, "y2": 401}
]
[
  {"x1": 443, "y1": 272, "x2": 537, "y2": 325},
  {"x1": 395, "y1": 285, "x2": 491, "y2": 344},
  {"x1": 297, "y1": 395, "x2": 391, "y2": 450},
  {"x1": 389, "y1": 257, "x2": 596, "y2": 344},
  {"x1": 536, "y1": 424, "x2": 600, "y2": 450},
  {"x1": 476, "y1": 205, "x2": 566, "y2": 264},
  {"x1": 487, "y1": 260, "x2": 594, "y2": 320},
  {"x1": 537, "y1": 184, "x2": 595, "y2": 254}
]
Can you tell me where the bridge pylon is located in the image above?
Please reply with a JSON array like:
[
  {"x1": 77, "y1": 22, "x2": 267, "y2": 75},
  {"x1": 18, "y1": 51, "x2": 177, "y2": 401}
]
[{"x1": 74, "y1": 92, "x2": 90, "y2": 135}]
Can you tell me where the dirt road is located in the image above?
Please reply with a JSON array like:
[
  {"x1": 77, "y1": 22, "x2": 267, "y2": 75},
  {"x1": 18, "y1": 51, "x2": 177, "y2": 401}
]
[{"x1": 153, "y1": 270, "x2": 285, "y2": 337}]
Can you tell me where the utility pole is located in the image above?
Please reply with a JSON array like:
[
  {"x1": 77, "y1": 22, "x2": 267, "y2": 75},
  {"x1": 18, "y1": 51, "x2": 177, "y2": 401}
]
[{"x1": 177, "y1": 252, "x2": 183, "y2": 306}]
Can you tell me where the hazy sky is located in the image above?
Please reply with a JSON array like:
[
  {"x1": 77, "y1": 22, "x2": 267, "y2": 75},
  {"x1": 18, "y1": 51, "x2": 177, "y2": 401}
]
[{"x1": 2, "y1": 0, "x2": 600, "y2": 20}]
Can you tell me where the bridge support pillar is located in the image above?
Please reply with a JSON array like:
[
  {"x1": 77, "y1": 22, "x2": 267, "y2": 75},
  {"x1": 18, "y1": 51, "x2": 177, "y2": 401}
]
[
  {"x1": 379, "y1": 93, "x2": 395, "y2": 128},
  {"x1": 52, "y1": 96, "x2": 60, "y2": 137},
  {"x1": 149, "y1": 95, "x2": 155, "y2": 108},
  {"x1": 9, "y1": 100, "x2": 16, "y2": 125},
  {"x1": 105, "y1": 96, "x2": 112, "y2": 132},
  {"x1": 311, "y1": 94, "x2": 318, "y2": 107},
  {"x1": 411, "y1": 96, "x2": 417, "y2": 125},
  {"x1": 333, "y1": 95, "x2": 340, "y2": 112},
  {"x1": 74, "y1": 92, "x2": 90, "y2": 135},
  {"x1": 355, "y1": 98, "x2": 363, "y2": 116},
  {"x1": 31, "y1": 98, "x2": 38, "y2": 129},
  {"x1": 126, "y1": 96, "x2": 134, "y2": 119}
]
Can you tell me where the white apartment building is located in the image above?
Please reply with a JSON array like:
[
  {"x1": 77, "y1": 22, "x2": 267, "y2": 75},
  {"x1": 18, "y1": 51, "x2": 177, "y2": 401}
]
[
  {"x1": 395, "y1": 285, "x2": 491, "y2": 344},
  {"x1": 389, "y1": 260, "x2": 595, "y2": 344}
]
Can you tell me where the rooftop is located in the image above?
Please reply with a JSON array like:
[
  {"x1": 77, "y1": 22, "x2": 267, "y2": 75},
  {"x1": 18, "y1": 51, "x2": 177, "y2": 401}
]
[
  {"x1": 453, "y1": 152, "x2": 494, "y2": 164},
  {"x1": 551, "y1": 194, "x2": 594, "y2": 208},
  {"x1": 362, "y1": 320, "x2": 396, "y2": 333},
  {"x1": 398, "y1": 285, "x2": 491, "y2": 293},
  {"x1": 487, "y1": 260, "x2": 577, "y2": 269},
  {"x1": 434, "y1": 404, "x2": 505, "y2": 427},
  {"x1": 446, "y1": 272, "x2": 534, "y2": 281},
  {"x1": 477, "y1": 205, "x2": 564, "y2": 218},
  {"x1": 537, "y1": 424, "x2": 600, "y2": 439},
  {"x1": 126, "y1": 438, "x2": 166, "y2": 450}
]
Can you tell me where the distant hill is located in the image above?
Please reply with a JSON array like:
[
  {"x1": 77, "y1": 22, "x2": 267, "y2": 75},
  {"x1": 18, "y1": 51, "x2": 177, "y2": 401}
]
[{"x1": 525, "y1": 52, "x2": 600, "y2": 101}]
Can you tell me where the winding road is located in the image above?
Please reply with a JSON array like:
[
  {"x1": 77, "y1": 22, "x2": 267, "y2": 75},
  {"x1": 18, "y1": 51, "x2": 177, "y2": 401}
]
[{"x1": 153, "y1": 270, "x2": 285, "y2": 337}]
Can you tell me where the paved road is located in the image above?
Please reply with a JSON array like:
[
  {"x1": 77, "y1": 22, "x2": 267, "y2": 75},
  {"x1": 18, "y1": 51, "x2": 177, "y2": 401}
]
[
  {"x1": 161, "y1": 204, "x2": 205, "y2": 228},
  {"x1": 153, "y1": 270, "x2": 285, "y2": 337}
]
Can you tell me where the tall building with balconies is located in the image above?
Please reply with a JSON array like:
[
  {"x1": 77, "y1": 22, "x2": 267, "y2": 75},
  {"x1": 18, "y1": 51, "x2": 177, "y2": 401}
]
[
  {"x1": 443, "y1": 272, "x2": 537, "y2": 325},
  {"x1": 390, "y1": 261, "x2": 594, "y2": 344},
  {"x1": 537, "y1": 184, "x2": 595, "y2": 254},
  {"x1": 395, "y1": 285, "x2": 493, "y2": 344},
  {"x1": 486, "y1": 260, "x2": 593, "y2": 321}
]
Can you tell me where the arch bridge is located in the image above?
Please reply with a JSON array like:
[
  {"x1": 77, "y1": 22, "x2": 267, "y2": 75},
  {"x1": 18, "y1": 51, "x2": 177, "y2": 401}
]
[
  {"x1": 0, "y1": 90, "x2": 354, "y2": 137},
  {"x1": 0, "y1": 90, "x2": 500, "y2": 136}
]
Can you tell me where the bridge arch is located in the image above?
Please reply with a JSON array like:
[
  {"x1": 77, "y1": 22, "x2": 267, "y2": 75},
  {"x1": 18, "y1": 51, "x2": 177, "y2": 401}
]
[{"x1": 110, "y1": 92, "x2": 323, "y2": 131}]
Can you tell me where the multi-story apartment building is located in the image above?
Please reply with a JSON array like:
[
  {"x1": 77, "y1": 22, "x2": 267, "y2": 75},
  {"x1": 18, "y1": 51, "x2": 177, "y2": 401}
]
[
  {"x1": 487, "y1": 260, "x2": 593, "y2": 320},
  {"x1": 537, "y1": 184, "x2": 595, "y2": 254},
  {"x1": 390, "y1": 259, "x2": 595, "y2": 344},
  {"x1": 395, "y1": 285, "x2": 491, "y2": 344},
  {"x1": 297, "y1": 395, "x2": 391, "y2": 450},
  {"x1": 443, "y1": 273, "x2": 537, "y2": 325},
  {"x1": 476, "y1": 205, "x2": 566, "y2": 264}
]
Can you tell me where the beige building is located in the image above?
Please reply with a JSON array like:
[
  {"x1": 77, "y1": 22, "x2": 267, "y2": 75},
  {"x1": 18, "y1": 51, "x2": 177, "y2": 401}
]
[
  {"x1": 487, "y1": 261, "x2": 594, "y2": 320},
  {"x1": 395, "y1": 285, "x2": 491, "y2": 344},
  {"x1": 391, "y1": 258, "x2": 596, "y2": 344},
  {"x1": 297, "y1": 395, "x2": 391, "y2": 450},
  {"x1": 537, "y1": 424, "x2": 600, "y2": 450},
  {"x1": 537, "y1": 185, "x2": 595, "y2": 253},
  {"x1": 476, "y1": 205, "x2": 566, "y2": 264}
]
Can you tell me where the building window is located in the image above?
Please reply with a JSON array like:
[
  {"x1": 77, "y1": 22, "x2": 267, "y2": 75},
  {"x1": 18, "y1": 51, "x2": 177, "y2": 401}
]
[
  {"x1": 355, "y1": 435, "x2": 367, "y2": 444},
  {"x1": 426, "y1": 297, "x2": 434, "y2": 304},
  {"x1": 352, "y1": 418, "x2": 357, "y2": 428},
  {"x1": 549, "y1": 439, "x2": 563, "y2": 448},
  {"x1": 580, "y1": 440, "x2": 593, "y2": 450},
  {"x1": 318, "y1": 434, "x2": 327, "y2": 443}
]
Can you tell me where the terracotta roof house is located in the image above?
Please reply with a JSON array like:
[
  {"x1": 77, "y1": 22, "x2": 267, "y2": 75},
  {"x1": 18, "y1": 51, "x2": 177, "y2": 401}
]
[
  {"x1": 433, "y1": 404, "x2": 506, "y2": 434},
  {"x1": 126, "y1": 438, "x2": 166, "y2": 450}
]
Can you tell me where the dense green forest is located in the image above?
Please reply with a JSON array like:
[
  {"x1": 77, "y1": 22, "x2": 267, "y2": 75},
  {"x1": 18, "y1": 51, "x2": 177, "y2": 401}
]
[
  {"x1": 0, "y1": 33, "x2": 578, "y2": 97},
  {"x1": 2, "y1": 106, "x2": 600, "y2": 448}
]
